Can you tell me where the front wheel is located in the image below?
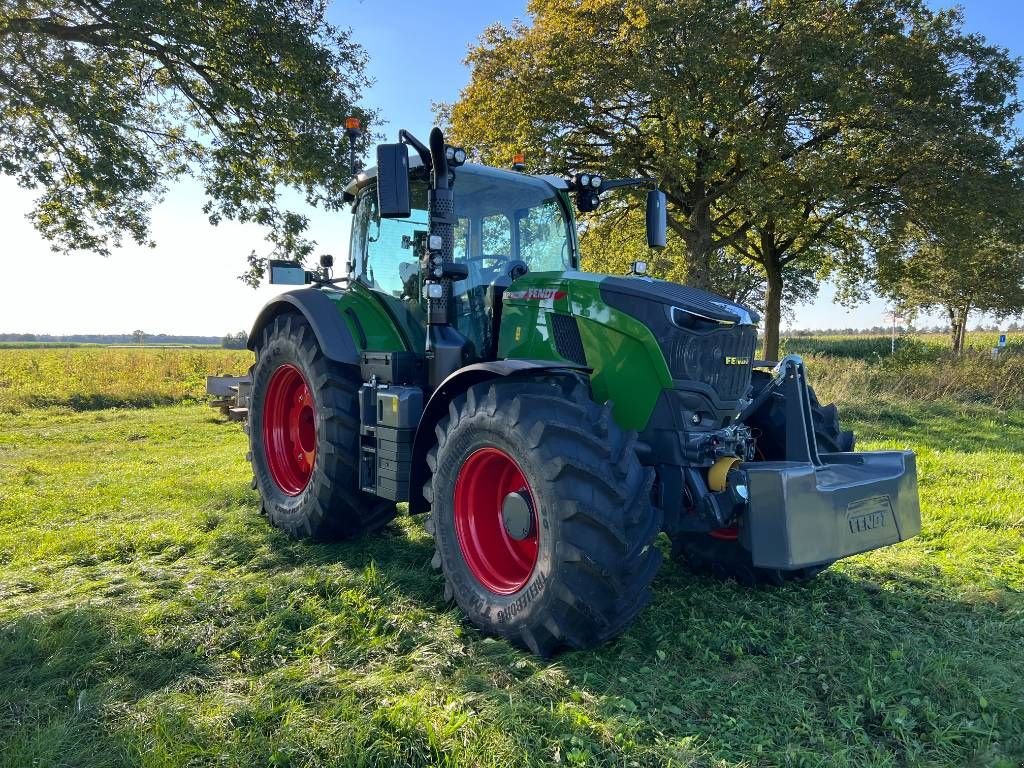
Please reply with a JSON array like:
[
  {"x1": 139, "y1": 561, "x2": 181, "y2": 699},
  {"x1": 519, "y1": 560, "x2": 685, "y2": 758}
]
[{"x1": 424, "y1": 378, "x2": 662, "y2": 656}]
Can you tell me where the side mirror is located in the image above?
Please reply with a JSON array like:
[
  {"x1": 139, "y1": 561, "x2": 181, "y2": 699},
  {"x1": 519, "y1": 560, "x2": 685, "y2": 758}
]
[
  {"x1": 268, "y1": 259, "x2": 309, "y2": 285},
  {"x1": 646, "y1": 189, "x2": 667, "y2": 249},
  {"x1": 376, "y1": 143, "x2": 411, "y2": 218}
]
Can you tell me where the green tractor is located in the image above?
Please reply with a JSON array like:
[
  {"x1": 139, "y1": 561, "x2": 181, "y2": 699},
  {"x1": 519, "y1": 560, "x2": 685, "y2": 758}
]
[{"x1": 247, "y1": 126, "x2": 921, "y2": 655}]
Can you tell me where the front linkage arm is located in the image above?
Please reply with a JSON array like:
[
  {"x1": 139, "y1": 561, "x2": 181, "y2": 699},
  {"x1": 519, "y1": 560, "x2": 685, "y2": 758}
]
[
  {"x1": 739, "y1": 354, "x2": 823, "y2": 466},
  {"x1": 683, "y1": 355, "x2": 827, "y2": 531}
]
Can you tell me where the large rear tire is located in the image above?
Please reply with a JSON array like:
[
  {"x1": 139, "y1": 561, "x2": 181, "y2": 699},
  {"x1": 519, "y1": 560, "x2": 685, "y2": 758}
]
[
  {"x1": 671, "y1": 370, "x2": 851, "y2": 585},
  {"x1": 424, "y1": 378, "x2": 662, "y2": 656},
  {"x1": 249, "y1": 313, "x2": 395, "y2": 539}
]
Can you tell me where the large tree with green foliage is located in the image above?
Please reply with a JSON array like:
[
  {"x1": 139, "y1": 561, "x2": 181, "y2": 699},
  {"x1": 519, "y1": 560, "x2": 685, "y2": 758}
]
[
  {"x1": 875, "y1": 234, "x2": 1024, "y2": 354},
  {"x1": 445, "y1": 0, "x2": 1023, "y2": 359},
  {"x1": 0, "y1": 0, "x2": 373, "y2": 281},
  {"x1": 870, "y1": 153, "x2": 1024, "y2": 353}
]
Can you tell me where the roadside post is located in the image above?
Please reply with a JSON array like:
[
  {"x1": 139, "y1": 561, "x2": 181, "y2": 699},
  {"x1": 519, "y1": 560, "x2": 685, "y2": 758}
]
[{"x1": 993, "y1": 333, "x2": 1007, "y2": 359}]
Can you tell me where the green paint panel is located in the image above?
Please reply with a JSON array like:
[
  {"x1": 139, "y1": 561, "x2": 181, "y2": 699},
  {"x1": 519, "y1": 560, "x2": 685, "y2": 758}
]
[
  {"x1": 498, "y1": 270, "x2": 672, "y2": 431},
  {"x1": 567, "y1": 274, "x2": 671, "y2": 431},
  {"x1": 497, "y1": 271, "x2": 571, "y2": 363},
  {"x1": 323, "y1": 284, "x2": 410, "y2": 353}
]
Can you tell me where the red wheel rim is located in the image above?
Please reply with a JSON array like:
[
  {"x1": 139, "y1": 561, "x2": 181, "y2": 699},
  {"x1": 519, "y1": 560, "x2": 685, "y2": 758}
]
[
  {"x1": 262, "y1": 363, "x2": 316, "y2": 495},
  {"x1": 454, "y1": 447, "x2": 539, "y2": 595}
]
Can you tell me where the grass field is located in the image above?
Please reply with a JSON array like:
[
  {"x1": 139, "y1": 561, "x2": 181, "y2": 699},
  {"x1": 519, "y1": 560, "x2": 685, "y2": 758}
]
[
  {"x1": 0, "y1": 348, "x2": 252, "y2": 412},
  {"x1": 0, "y1": 347, "x2": 1021, "y2": 767}
]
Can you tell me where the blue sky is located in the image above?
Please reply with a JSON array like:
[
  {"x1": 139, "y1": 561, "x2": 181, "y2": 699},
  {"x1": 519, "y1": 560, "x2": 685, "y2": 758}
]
[{"x1": 0, "y1": 0, "x2": 1020, "y2": 335}]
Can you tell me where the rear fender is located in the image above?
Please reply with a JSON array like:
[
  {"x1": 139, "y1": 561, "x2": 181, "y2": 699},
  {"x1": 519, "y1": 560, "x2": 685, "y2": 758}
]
[
  {"x1": 248, "y1": 289, "x2": 359, "y2": 365},
  {"x1": 408, "y1": 360, "x2": 589, "y2": 514}
]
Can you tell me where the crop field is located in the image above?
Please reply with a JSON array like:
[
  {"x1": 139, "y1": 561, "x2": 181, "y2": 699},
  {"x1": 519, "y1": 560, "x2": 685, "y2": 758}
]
[{"x1": 0, "y1": 344, "x2": 1021, "y2": 767}]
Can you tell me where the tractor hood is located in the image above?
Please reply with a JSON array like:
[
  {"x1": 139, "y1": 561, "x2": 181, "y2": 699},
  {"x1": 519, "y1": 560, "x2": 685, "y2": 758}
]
[
  {"x1": 599, "y1": 276, "x2": 759, "y2": 326},
  {"x1": 498, "y1": 270, "x2": 760, "y2": 432}
]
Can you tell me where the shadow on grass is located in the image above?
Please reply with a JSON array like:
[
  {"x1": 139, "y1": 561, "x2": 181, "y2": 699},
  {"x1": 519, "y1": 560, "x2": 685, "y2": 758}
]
[
  {"x1": 6, "y1": 506, "x2": 1019, "y2": 766},
  {"x1": 194, "y1": 510, "x2": 1024, "y2": 764},
  {"x1": 0, "y1": 605, "x2": 215, "y2": 767}
]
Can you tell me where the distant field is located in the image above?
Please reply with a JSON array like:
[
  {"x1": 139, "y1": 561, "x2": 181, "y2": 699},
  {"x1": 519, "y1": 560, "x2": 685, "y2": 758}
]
[
  {"x1": 0, "y1": 342, "x2": 223, "y2": 349},
  {"x1": 0, "y1": 347, "x2": 251, "y2": 412},
  {"x1": 0, "y1": 344, "x2": 1021, "y2": 766},
  {"x1": 782, "y1": 331, "x2": 1023, "y2": 361}
]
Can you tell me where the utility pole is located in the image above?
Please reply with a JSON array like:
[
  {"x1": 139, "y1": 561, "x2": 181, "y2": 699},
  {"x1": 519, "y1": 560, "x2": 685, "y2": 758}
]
[{"x1": 883, "y1": 309, "x2": 903, "y2": 355}]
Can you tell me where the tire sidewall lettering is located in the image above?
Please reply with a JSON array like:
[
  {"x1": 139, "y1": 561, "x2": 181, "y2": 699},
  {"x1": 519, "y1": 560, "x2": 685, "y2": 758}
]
[{"x1": 433, "y1": 410, "x2": 557, "y2": 630}]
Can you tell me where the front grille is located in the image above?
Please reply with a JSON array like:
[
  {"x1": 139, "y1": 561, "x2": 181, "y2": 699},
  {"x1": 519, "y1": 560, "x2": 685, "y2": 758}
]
[
  {"x1": 665, "y1": 325, "x2": 757, "y2": 401},
  {"x1": 551, "y1": 313, "x2": 587, "y2": 365}
]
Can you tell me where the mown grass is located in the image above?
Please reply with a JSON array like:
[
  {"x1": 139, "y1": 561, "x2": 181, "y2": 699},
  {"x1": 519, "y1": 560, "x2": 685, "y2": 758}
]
[
  {"x1": 0, "y1": 348, "x2": 1022, "y2": 767},
  {"x1": 0, "y1": 348, "x2": 251, "y2": 412}
]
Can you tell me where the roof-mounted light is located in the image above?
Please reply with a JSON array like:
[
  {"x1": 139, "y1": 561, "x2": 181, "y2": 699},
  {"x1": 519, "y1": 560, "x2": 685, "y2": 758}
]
[{"x1": 445, "y1": 145, "x2": 467, "y2": 166}]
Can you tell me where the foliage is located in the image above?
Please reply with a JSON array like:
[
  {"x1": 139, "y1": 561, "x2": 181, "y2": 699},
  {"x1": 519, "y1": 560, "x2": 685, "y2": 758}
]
[
  {"x1": 0, "y1": 347, "x2": 251, "y2": 412},
  {"x1": 873, "y1": 234, "x2": 1024, "y2": 354},
  {"x1": 0, "y1": 349, "x2": 1021, "y2": 766},
  {"x1": 221, "y1": 331, "x2": 249, "y2": 350},
  {"x1": 445, "y1": 0, "x2": 1024, "y2": 360},
  {"x1": 580, "y1": 206, "x2": 820, "y2": 315},
  {"x1": 0, "y1": 0, "x2": 374, "y2": 279}
]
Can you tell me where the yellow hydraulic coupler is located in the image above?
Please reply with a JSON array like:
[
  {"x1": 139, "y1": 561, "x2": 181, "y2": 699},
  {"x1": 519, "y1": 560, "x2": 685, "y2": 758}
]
[{"x1": 708, "y1": 456, "x2": 741, "y2": 492}]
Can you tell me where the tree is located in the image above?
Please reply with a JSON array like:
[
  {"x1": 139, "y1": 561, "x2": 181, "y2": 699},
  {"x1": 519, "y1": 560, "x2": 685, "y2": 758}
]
[
  {"x1": 221, "y1": 330, "x2": 248, "y2": 350},
  {"x1": 1, "y1": 1, "x2": 374, "y2": 281},
  {"x1": 132, "y1": 329, "x2": 145, "y2": 345},
  {"x1": 875, "y1": 232, "x2": 1024, "y2": 354},
  {"x1": 445, "y1": 0, "x2": 1024, "y2": 359}
]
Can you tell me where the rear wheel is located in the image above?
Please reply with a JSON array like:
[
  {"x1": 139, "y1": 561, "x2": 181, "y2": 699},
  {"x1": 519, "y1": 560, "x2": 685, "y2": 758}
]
[
  {"x1": 249, "y1": 313, "x2": 395, "y2": 539},
  {"x1": 671, "y1": 370, "x2": 851, "y2": 585},
  {"x1": 424, "y1": 378, "x2": 662, "y2": 656}
]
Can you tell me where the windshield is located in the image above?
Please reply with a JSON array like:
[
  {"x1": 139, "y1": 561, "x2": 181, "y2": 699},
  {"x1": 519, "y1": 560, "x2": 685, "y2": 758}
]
[{"x1": 350, "y1": 165, "x2": 575, "y2": 297}]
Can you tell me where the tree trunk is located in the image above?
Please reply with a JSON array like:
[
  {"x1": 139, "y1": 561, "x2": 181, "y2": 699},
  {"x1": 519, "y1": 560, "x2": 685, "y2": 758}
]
[
  {"x1": 948, "y1": 305, "x2": 970, "y2": 355},
  {"x1": 669, "y1": 203, "x2": 715, "y2": 291},
  {"x1": 957, "y1": 305, "x2": 970, "y2": 354},
  {"x1": 688, "y1": 202, "x2": 715, "y2": 290},
  {"x1": 762, "y1": 258, "x2": 784, "y2": 362}
]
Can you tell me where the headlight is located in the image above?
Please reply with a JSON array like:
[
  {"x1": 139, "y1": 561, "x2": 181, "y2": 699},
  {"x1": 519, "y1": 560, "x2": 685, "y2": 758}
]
[
  {"x1": 579, "y1": 174, "x2": 590, "y2": 187},
  {"x1": 591, "y1": 176, "x2": 602, "y2": 188}
]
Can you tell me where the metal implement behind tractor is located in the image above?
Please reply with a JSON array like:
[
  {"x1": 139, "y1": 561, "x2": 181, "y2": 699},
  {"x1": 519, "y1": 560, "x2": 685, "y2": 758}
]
[{"x1": 240, "y1": 125, "x2": 921, "y2": 656}]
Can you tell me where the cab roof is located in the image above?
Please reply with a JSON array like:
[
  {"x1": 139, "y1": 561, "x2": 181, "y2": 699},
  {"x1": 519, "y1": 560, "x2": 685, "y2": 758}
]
[{"x1": 343, "y1": 154, "x2": 570, "y2": 199}]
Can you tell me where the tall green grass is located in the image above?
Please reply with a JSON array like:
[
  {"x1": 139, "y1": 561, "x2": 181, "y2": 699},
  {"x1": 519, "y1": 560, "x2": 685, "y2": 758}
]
[
  {"x1": 0, "y1": 348, "x2": 252, "y2": 412},
  {"x1": 770, "y1": 333, "x2": 1024, "y2": 410},
  {"x1": 782, "y1": 331, "x2": 1023, "y2": 360},
  {"x1": 801, "y1": 350, "x2": 1024, "y2": 410}
]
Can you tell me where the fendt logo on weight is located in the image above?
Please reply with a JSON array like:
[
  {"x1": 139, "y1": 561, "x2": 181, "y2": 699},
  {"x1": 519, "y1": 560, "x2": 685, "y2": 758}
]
[
  {"x1": 724, "y1": 356, "x2": 751, "y2": 365},
  {"x1": 847, "y1": 495, "x2": 893, "y2": 535}
]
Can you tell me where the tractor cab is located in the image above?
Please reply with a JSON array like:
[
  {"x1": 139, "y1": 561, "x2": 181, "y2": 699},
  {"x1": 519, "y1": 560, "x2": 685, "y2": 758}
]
[{"x1": 345, "y1": 159, "x2": 577, "y2": 362}]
